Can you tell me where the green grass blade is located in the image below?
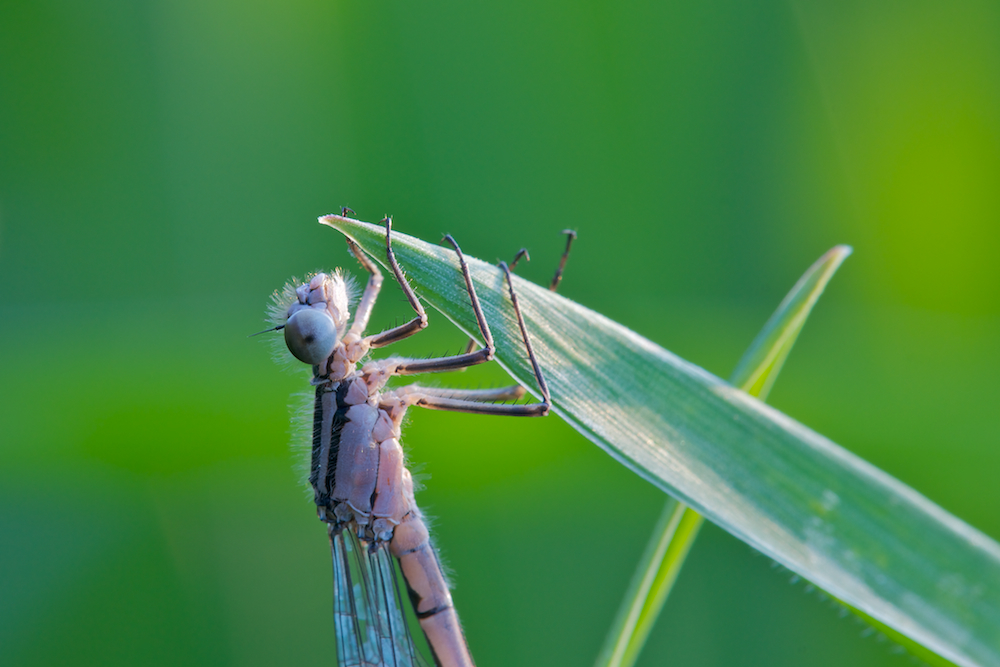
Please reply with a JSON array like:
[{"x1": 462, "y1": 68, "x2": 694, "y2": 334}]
[
  {"x1": 322, "y1": 215, "x2": 1000, "y2": 667},
  {"x1": 595, "y1": 245, "x2": 852, "y2": 667},
  {"x1": 596, "y1": 498, "x2": 701, "y2": 667},
  {"x1": 731, "y1": 246, "x2": 853, "y2": 397}
]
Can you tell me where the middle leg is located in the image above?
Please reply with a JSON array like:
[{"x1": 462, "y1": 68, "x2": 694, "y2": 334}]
[
  {"x1": 369, "y1": 227, "x2": 497, "y2": 373},
  {"x1": 376, "y1": 259, "x2": 551, "y2": 417},
  {"x1": 363, "y1": 220, "x2": 494, "y2": 379}
]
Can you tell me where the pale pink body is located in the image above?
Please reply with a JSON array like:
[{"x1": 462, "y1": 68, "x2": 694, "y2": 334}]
[
  {"x1": 277, "y1": 217, "x2": 553, "y2": 667},
  {"x1": 292, "y1": 272, "x2": 474, "y2": 667}
]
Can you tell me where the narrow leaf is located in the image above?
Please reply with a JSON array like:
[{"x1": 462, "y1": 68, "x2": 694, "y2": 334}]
[
  {"x1": 322, "y1": 215, "x2": 1000, "y2": 667},
  {"x1": 596, "y1": 245, "x2": 852, "y2": 667},
  {"x1": 596, "y1": 498, "x2": 698, "y2": 667}
]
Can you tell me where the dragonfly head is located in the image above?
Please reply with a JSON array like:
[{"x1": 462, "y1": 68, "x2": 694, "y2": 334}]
[{"x1": 283, "y1": 272, "x2": 352, "y2": 365}]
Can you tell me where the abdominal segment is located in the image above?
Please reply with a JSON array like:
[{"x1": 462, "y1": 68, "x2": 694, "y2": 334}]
[{"x1": 391, "y1": 517, "x2": 474, "y2": 667}]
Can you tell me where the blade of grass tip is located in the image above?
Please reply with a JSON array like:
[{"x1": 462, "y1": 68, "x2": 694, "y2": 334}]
[{"x1": 595, "y1": 245, "x2": 852, "y2": 667}]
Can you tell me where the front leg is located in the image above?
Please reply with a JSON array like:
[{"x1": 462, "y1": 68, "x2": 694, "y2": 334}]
[
  {"x1": 362, "y1": 216, "x2": 430, "y2": 349},
  {"x1": 346, "y1": 235, "x2": 383, "y2": 338}
]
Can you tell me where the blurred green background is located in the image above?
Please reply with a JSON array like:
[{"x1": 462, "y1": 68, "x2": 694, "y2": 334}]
[{"x1": 1, "y1": 1, "x2": 998, "y2": 665}]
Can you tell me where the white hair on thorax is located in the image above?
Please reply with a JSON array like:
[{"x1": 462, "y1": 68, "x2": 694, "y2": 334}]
[{"x1": 264, "y1": 269, "x2": 360, "y2": 484}]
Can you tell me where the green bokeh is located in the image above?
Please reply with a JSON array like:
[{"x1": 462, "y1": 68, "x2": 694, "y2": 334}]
[{"x1": 1, "y1": 1, "x2": 997, "y2": 665}]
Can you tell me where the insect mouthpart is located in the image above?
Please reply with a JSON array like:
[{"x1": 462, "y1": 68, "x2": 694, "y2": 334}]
[{"x1": 284, "y1": 307, "x2": 339, "y2": 365}]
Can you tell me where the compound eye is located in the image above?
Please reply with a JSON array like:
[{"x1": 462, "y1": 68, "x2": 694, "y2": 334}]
[{"x1": 284, "y1": 308, "x2": 338, "y2": 365}]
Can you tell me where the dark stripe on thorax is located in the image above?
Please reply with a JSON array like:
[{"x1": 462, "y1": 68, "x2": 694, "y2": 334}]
[
  {"x1": 308, "y1": 385, "x2": 325, "y2": 497},
  {"x1": 310, "y1": 380, "x2": 350, "y2": 509}
]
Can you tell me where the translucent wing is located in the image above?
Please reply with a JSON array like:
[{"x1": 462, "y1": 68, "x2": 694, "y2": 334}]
[{"x1": 330, "y1": 524, "x2": 433, "y2": 667}]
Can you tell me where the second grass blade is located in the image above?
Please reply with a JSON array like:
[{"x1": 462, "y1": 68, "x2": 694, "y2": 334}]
[{"x1": 595, "y1": 245, "x2": 852, "y2": 667}]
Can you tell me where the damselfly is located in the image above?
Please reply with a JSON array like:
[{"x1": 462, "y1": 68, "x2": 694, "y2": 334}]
[{"x1": 266, "y1": 213, "x2": 573, "y2": 666}]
